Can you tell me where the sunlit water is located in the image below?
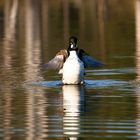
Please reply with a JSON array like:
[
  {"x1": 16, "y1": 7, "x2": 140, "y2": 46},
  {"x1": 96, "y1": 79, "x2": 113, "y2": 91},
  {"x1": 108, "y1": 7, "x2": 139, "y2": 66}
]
[
  {"x1": 0, "y1": 66, "x2": 138, "y2": 140},
  {"x1": 0, "y1": 0, "x2": 140, "y2": 140}
]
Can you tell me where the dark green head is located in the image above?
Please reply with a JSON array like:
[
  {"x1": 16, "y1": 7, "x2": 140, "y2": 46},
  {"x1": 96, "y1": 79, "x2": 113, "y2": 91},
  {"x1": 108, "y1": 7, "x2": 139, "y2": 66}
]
[{"x1": 68, "y1": 36, "x2": 78, "y2": 51}]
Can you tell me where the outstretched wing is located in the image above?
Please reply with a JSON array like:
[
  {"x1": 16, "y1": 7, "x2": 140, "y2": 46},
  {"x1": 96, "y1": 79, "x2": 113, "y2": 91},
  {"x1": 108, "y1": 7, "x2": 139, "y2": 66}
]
[
  {"x1": 78, "y1": 49, "x2": 104, "y2": 68},
  {"x1": 43, "y1": 49, "x2": 68, "y2": 70}
]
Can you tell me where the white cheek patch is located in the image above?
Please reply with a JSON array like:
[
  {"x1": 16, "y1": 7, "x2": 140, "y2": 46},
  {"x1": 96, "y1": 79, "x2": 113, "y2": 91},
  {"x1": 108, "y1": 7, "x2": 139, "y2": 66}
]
[{"x1": 71, "y1": 44, "x2": 74, "y2": 48}]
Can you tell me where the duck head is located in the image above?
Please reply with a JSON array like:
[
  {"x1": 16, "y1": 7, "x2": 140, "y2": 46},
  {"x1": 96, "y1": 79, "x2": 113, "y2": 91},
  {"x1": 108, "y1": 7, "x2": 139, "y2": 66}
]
[{"x1": 68, "y1": 36, "x2": 78, "y2": 51}]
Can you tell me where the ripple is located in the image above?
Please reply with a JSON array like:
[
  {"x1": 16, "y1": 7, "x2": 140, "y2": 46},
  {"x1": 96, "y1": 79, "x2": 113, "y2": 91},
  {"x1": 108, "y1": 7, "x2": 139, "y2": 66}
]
[
  {"x1": 41, "y1": 117, "x2": 140, "y2": 138},
  {"x1": 30, "y1": 79, "x2": 128, "y2": 89},
  {"x1": 87, "y1": 67, "x2": 135, "y2": 76},
  {"x1": 85, "y1": 79, "x2": 128, "y2": 89},
  {"x1": 30, "y1": 80, "x2": 62, "y2": 88}
]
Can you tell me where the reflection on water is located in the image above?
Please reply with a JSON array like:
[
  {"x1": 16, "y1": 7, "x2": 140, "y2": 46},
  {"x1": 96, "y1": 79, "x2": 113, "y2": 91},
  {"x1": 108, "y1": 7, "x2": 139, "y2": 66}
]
[
  {"x1": 63, "y1": 85, "x2": 85, "y2": 139},
  {"x1": 136, "y1": 0, "x2": 140, "y2": 80},
  {"x1": 23, "y1": 8, "x2": 46, "y2": 139},
  {"x1": 135, "y1": 0, "x2": 140, "y2": 139},
  {"x1": 0, "y1": 0, "x2": 139, "y2": 139}
]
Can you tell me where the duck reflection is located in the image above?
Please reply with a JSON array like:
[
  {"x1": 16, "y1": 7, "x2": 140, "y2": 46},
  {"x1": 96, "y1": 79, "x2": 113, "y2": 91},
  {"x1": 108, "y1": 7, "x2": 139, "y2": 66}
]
[{"x1": 62, "y1": 85, "x2": 85, "y2": 139}]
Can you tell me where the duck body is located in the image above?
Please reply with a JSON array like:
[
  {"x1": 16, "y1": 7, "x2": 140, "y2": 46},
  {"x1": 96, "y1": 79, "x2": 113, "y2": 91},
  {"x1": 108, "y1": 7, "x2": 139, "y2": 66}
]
[
  {"x1": 62, "y1": 51, "x2": 84, "y2": 84},
  {"x1": 44, "y1": 36, "x2": 104, "y2": 85}
]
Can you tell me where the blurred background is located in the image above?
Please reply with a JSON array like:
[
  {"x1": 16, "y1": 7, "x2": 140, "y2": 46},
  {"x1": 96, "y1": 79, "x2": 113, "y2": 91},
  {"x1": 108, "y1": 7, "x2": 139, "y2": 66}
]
[
  {"x1": 0, "y1": 0, "x2": 136, "y2": 68},
  {"x1": 0, "y1": 0, "x2": 140, "y2": 140}
]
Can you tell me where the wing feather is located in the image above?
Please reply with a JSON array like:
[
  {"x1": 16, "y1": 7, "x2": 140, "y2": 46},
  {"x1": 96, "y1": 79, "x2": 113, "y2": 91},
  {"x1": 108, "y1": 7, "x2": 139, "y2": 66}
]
[
  {"x1": 43, "y1": 49, "x2": 68, "y2": 70},
  {"x1": 78, "y1": 49, "x2": 104, "y2": 68}
]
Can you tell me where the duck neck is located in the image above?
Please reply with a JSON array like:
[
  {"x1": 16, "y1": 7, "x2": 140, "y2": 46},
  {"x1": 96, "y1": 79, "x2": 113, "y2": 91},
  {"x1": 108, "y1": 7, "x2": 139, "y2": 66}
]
[{"x1": 69, "y1": 50, "x2": 78, "y2": 58}]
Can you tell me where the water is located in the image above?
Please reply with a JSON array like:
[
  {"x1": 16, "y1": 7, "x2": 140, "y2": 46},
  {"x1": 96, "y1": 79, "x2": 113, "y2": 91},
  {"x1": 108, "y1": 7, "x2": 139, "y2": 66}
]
[{"x1": 0, "y1": 0, "x2": 140, "y2": 139}]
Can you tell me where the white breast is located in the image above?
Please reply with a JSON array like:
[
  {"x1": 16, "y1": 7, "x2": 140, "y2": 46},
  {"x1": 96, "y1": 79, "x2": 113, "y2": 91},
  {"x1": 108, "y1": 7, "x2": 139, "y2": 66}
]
[{"x1": 62, "y1": 51, "x2": 85, "y2": 84}]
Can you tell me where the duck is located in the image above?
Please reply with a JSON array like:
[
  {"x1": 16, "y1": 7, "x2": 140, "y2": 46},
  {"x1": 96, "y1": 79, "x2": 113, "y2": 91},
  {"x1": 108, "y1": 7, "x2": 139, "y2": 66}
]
[{"x1": 44, "y1": 36, "x2": 104, "y2": 84}]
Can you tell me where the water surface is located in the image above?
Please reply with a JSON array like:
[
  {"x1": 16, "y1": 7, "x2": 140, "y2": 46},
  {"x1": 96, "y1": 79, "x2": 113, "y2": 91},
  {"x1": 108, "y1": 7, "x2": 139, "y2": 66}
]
[{"x1": 0, "y1": 0, "x2": 140, "y2": 140}]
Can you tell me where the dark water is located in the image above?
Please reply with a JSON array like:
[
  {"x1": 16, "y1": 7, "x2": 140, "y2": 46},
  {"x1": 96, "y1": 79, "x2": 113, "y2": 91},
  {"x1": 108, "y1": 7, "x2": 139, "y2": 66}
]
[{"x1": 0, "y1": 0, "x2": 140, "y2": 139}]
